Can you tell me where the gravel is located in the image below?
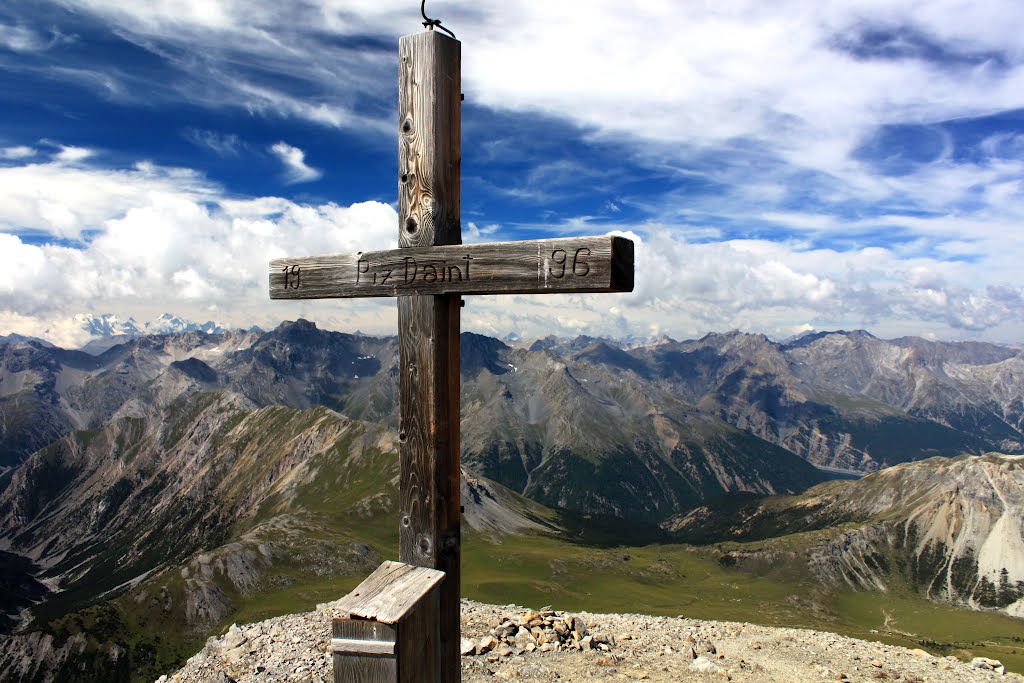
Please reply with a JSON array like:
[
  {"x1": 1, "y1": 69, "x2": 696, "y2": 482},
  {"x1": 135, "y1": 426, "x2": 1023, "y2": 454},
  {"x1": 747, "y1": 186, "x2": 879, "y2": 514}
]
[{"x1": 159, "y1": 599, "x2": 1024, "y2": 683}]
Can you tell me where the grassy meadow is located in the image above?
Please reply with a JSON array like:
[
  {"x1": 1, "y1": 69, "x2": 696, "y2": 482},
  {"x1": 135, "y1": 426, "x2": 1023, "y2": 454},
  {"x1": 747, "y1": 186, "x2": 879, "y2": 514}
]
[{"x1": 203, "y1": 529, "x2": 1024, "y2": 675}]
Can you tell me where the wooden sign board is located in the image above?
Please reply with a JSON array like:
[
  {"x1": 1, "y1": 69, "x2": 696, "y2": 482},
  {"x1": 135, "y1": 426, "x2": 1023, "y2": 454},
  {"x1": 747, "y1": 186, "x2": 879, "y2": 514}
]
[
  {"x1": 270, "y1": 235, "x2": 633, "y2": 299},
  {"x1": 331, "y1": 561, "x2": 446, "y2": 683}
]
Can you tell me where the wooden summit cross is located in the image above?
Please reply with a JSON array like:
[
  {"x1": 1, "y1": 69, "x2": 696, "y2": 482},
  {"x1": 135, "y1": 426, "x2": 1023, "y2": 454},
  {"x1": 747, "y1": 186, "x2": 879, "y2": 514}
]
[{"x1": 269, "y1": 29, "x2": 633, "y2": 683}]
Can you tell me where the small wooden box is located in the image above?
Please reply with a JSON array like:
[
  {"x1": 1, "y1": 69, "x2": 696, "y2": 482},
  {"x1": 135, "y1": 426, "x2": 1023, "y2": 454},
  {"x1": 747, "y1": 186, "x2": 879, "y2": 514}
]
[{"x1": 332, "y1": 561, "x2": 446, "y2": 683}]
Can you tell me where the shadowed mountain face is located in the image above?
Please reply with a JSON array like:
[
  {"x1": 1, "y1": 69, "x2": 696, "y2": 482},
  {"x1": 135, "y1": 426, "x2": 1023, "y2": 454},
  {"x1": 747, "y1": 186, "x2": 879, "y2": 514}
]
[
  {"x1": 0, "y1": 331, "x2": 263, "y2": 470},
  {"x1": 459, "y1": 340, "x2": 824, "y2": 523},
  {"x1": 629, "y1": 330, "x2": 1023, "y2": 470},
  {"x1": 3, "y1": 322, "x2": 1022, "y2": 478}
]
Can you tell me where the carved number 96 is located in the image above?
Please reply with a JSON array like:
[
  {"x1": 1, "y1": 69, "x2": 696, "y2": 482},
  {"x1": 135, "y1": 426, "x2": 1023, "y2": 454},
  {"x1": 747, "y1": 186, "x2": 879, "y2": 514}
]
[{"x1": 550, "y1": 247, "x2": 591, "y2": 279}]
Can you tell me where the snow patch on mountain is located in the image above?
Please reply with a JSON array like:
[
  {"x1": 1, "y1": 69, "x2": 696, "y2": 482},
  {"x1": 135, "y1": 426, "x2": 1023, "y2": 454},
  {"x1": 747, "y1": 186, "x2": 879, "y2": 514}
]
[{"x1": 72, "y1": 313, "x2": 232, "y2": 346}]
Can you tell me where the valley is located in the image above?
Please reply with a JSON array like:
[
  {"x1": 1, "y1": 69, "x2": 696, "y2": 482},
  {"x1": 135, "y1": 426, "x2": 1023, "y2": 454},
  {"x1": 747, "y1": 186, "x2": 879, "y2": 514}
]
[{"x1": 2, "y1": 322, "x2": 1024, "y2": 681}]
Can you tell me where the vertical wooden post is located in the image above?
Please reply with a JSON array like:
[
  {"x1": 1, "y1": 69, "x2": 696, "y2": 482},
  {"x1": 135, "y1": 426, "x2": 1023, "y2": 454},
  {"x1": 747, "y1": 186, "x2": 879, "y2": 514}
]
[{"x1": 397, "y1": 30, "x2": 461, "y2": 683}]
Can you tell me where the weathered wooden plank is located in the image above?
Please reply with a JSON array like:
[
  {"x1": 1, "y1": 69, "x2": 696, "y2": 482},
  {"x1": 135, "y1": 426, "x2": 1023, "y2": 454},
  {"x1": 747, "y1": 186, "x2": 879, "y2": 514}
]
[
  {"x1": 399, "y1": 32, "x2": 460, "y2": 248},
  {"x1": 397, "y1": 29, "x2": 461, "y2": 683},
  {"x1": 397, "y1": 292, "x2": 460, "y2": 683},
  {"x1": 331, "y1": 637, "x2": 396, "y2": 656},
  {"x1": 397, "y1": 582, "x2": 440, "y2": 683},
  {"x1": 333, "y1": 560, "x2": 445, "y2": 625},
  {"x1": 269, "y1": 235, "x2": 634, "y2": 299},
  {"x1": 332, "y1": 618, "x2": 397, "y2": 683}
]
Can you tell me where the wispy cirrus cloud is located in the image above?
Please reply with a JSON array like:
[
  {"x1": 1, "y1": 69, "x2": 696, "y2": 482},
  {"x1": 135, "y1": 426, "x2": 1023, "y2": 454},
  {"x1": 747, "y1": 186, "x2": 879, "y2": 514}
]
[
  {"x1": 183, "y1": 129, "x2": 245, "y2": 157},
  {"x1": 0, "y1": 21, "x2": 68, "y2": 52}
]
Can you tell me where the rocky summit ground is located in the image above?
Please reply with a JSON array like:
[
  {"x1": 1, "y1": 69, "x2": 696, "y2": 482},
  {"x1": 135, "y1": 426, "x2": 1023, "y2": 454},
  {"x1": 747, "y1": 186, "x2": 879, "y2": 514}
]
[{"x1": 160, "y1": 599, "x2": 1021, "y2": 683}]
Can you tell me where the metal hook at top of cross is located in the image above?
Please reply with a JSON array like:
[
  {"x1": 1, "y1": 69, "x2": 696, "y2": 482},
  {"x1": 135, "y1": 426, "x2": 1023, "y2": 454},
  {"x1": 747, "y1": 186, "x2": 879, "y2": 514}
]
[{"x1": 421, "y1": 0, "x2": 457, "y2": 40}]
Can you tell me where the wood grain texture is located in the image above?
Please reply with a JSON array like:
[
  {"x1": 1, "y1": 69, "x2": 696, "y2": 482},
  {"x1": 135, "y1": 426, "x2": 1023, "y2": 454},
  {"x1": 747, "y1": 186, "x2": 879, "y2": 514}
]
[
  {"x1": 332, "y1": 637, "x2": 396, "y2": 656},
  {"x1": 398, "y1": 31, "x2": 460, "y2": 248},
  {"x1": 332, "y1": 618, "x2": 397, "y2": 683},
  {"x1": 269, "y1": 235, "x2": 635, "y2": 299},
  {"x1": 333, "y1": 560, "x2": 445, "y2": 625},
  {"x1": 397, "y1": 293, "x2": 460, "y2": 682},
  {"x1": 398, "y1": 29, "x2": 461, "y2": 683},
  {"x1": 397, "y1": 586, "x2": 440, "y2": 683}
]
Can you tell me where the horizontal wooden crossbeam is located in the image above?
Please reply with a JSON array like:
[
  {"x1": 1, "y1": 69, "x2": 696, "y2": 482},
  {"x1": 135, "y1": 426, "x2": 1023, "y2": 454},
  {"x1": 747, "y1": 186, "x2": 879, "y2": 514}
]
[{"x1": 269, "y1": 235, "x2": 633, "y2": 299}]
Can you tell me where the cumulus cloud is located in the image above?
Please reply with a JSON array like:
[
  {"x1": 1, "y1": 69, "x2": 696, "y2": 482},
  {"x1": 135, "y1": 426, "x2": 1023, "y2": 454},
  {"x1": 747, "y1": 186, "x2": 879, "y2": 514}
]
[
  {"x1": 449, "y1": 226, "x2": 1024, "y2": 343},
  {"x1": 0, "y1": 156, "x2": 219, "y2": 239},
  {"x1": 613, "y1": 230, "x2": 1024, "y2": 339},
  {"x1": 3, "y1": 149, "x2": 1024, "y2": 344},
  {"x1": 0, "y1": 155, "x2": 395, "y2": 330},
  {"x1": 464, "y1": 221, "x2": 499, "y2": 244},
  {"x1": 270, "y1": 141, "x2": 322, "y2": 184}
]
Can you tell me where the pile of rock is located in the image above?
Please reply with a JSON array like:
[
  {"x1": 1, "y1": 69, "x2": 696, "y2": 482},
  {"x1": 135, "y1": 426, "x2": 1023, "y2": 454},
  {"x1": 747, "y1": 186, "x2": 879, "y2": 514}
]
[
  {"x1": 460, "y1": 609, "x2": 615, "y2": 660},
  {"x1": 972, "y1": 657, "x2": 1007, "y2": 675}
]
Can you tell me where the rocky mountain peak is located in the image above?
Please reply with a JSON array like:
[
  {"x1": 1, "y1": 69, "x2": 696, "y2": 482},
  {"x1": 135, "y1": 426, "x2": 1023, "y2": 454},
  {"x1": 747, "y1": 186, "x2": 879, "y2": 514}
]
[
  {"x1": 461, "y1": 332, "x2": 511, "y2": 376},
  {"x1": 269, "y1": 318, "x2": 320, "y2": 340}
]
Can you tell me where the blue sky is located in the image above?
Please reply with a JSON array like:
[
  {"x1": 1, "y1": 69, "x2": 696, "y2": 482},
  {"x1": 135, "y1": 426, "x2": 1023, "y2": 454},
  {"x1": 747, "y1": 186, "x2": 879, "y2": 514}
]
[{"x1": 2, "y1": 1, "x2": 1024, "y2": 346}]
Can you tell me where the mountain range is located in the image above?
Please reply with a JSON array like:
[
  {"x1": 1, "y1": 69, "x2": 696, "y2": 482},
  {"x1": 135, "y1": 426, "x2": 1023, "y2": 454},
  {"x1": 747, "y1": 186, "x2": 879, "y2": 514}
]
[
  {"x1": 2, "y1": 321, "x2": 1024, "y2": 680},
  {"x1": 74, "y1": 313, "x2": 233, "y2": 339}
]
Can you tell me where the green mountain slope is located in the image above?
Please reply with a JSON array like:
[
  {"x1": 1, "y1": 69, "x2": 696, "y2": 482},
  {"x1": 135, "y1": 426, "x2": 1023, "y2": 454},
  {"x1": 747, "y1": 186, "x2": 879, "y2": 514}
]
[{"x1": 667, "y1": 454, "x2": 1024, "y2": 618}]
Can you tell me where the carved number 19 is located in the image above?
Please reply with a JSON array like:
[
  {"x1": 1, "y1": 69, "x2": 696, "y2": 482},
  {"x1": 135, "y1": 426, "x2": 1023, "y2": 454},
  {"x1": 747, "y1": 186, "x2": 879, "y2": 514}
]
[{"x1": 283, "y1": 265, "x2": 301, "y2": 289}]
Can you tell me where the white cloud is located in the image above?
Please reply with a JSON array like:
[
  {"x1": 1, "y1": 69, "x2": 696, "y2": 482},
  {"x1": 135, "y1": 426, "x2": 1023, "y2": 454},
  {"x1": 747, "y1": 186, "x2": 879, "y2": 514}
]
[
  {"x1": 446, "y1": 225, "x2": 1024, "y2": 343},
  {"x1": 54, "y1": 145, "x2": 95, "y2": 163},
  {"x1": 4, "y1": 3, "x2": 1024, "y2": 343},
  {"x1": 3, "y1": 149, "x2": 1023, "y2": 344},
  {"x1": 183, "y1": 129, "x2": 244, "y2": 156},
  {"x1": 270, "y1": 141, "x2": 322, "y2": 184},
  {"x1": 0, "y1": 157, "x2": 219, "y2": 239},
  {"x1": 1, "y1": 146, "x2": 36, "y2": 160},
  {"x1": 0, "y1": 156, "x2": 395, "y2": 332},
  {"x1": 0, "y1": 23, "x2": 51, "y2": 52},
  {"x1": 464, "y1": 221, "x2": 499, "y2": 244},
  {"x1": 27, "y1": 2, "x2": 1024, "y2": 218},
  {"x1": 5, "y1": 209, "x2": 1024, "y2": 345},
  {"x1": 0, "y1": 311, "x2": 96, "y2": 349}
]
